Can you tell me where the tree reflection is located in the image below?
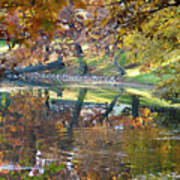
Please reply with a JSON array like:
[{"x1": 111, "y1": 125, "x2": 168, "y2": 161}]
[
  {"x1": 0, "y1": 92, "x2": 58, "y2": 165},
  {"x1": 0, "y1": 88, "x2": 179, "y2": 179},
  {"x1": 70, "y1": 88, "x2": 88, "y2": 129},
  {"x1": 132, "y1": 95, "x2": 139, "y2": 118},
  {"x1": 122, "y1": 128, "x2": 180, "y2": 178},
  {"x1": 73, "y1": 127, "x2": 132, "y2": 179}
]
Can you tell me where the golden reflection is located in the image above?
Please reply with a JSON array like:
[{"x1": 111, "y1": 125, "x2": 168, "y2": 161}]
[{"x1": 0, "y1": 91, "x2": 179, "y2": 179}]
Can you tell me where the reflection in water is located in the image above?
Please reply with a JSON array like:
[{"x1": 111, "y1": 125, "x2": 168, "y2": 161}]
[
  {"x1": 70, "y1": 88, "x2": 88, "y2": 129},
  {"x1": 131, "y1": 95, "x2": 139, "y2": 118},
  {"x1": 0, "y1": 86, "x2": 179, "y2": 179}
]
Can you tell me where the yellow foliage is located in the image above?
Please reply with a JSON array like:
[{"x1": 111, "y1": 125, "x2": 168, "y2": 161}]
[{"x1": 140, "y1": 108, "x2": 151, "y2": 118}]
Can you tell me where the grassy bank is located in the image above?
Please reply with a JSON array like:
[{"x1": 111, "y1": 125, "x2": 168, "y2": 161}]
[
  {"x1": 47, "y1": 85, "x2": 180, "y2": 109},
  {"x1": 0, "y1": 39, "x2": 178, "y2": 88}
]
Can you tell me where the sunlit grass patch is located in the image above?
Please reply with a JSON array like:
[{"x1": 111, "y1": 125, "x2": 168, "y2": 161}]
[
  {"x1": 124, "y1": 73, "x2": 161, "y2": 85},
  {"x1": 49, "y1": 85, "x2": 180, "y2": 108},
  {"x1": 125, "y1": 88, "x2": 180, "y2": 108},
  {"x1": 0, "y1": 40, "x2": 19, "y2": 53},
  {"x1": 85, "y1": 88, "x2": 118, "y2": 103},
  {"x1": 125, "y1": 67, "x2": 140, "y2": 76},
  {"x1": 0, "y1": 45, "x2": 9, "y2": 53}
]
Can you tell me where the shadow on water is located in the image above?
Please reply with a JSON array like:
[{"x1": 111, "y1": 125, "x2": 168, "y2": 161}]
[{"x1": 0, "y1": 82, "x2": 180, "y2": 179}]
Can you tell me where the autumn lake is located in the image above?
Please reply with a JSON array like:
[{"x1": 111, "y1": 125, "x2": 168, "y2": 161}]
[{"x1": 0, "y1": 81, "x2": 180, "y2": 179}]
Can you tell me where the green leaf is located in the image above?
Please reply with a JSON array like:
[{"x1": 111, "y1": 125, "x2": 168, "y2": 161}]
[{"x1": 43, "y1": 19, "x2": 54, "y2": 31}]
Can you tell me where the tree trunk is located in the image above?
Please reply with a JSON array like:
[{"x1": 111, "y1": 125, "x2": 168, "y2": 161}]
[
  {"x1": 75, "y1": 44, "x2": 88, "y2": 75},
  {"x1": 132, "y1": 95, "x2": 139, "y2": 118},
  {"x1": 99, "y1": 93, "x2": 119, "y2": 124},
  {"x1": 114, "y1": 58, "x2": 126, "y2": 77},
  {"x1": 5, "y1": 56, "x2": 65, "y2": 77},
  {"x1": 69, "y1": 88, "x2": 87, "y2": 129}
]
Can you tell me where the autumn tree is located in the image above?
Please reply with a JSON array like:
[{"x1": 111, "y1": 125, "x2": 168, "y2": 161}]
[
  {"x1": 0, "y1": 0, "x2": 179, "y2": 100},
  {"x1": 87, "y1": 0, "x2": 179, "y2": 98},
  {"x1": 120, "y1": 2, "x2": 180, "y2": 99},
  {"x1": 0, "y1": 0, "x2": 87, "y2": 72}
]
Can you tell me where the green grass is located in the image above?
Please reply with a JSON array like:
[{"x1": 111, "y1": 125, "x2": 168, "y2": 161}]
[
  {"x1": 53, "y1": 52, "x2": 173, "y2": 87},
  {"x1": 49, "y1": 86, "x2": 180, "y2": 109},
  {"x1": 124, "y1": 73, "x2": 161, "y2": 85},
  {"x1": 0, "y1": 40, "x2": 7, "y2": 48},
  {"x1": 60, "y1": 51, "x2": 170, "y2": 87},
  {"x1": 0, "y1": 37, "x2": 177, "y2": 89},
  {"x1": 123, "y1": 72, "x2": 175, "y2": 85}
]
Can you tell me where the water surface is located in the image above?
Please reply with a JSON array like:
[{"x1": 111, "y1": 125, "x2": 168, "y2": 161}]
[{"x1": 0, "y1": 82, "x2": 180, "y2": 179}]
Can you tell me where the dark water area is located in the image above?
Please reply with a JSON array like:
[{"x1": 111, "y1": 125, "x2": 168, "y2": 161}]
[{"x1": 0, "y1": 82, "x2": 180, "y2": 179}]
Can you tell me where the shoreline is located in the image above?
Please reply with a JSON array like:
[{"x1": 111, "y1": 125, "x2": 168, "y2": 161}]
[{"x1": 6, "y1": 72, "x2": 154, "y2": 89}]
